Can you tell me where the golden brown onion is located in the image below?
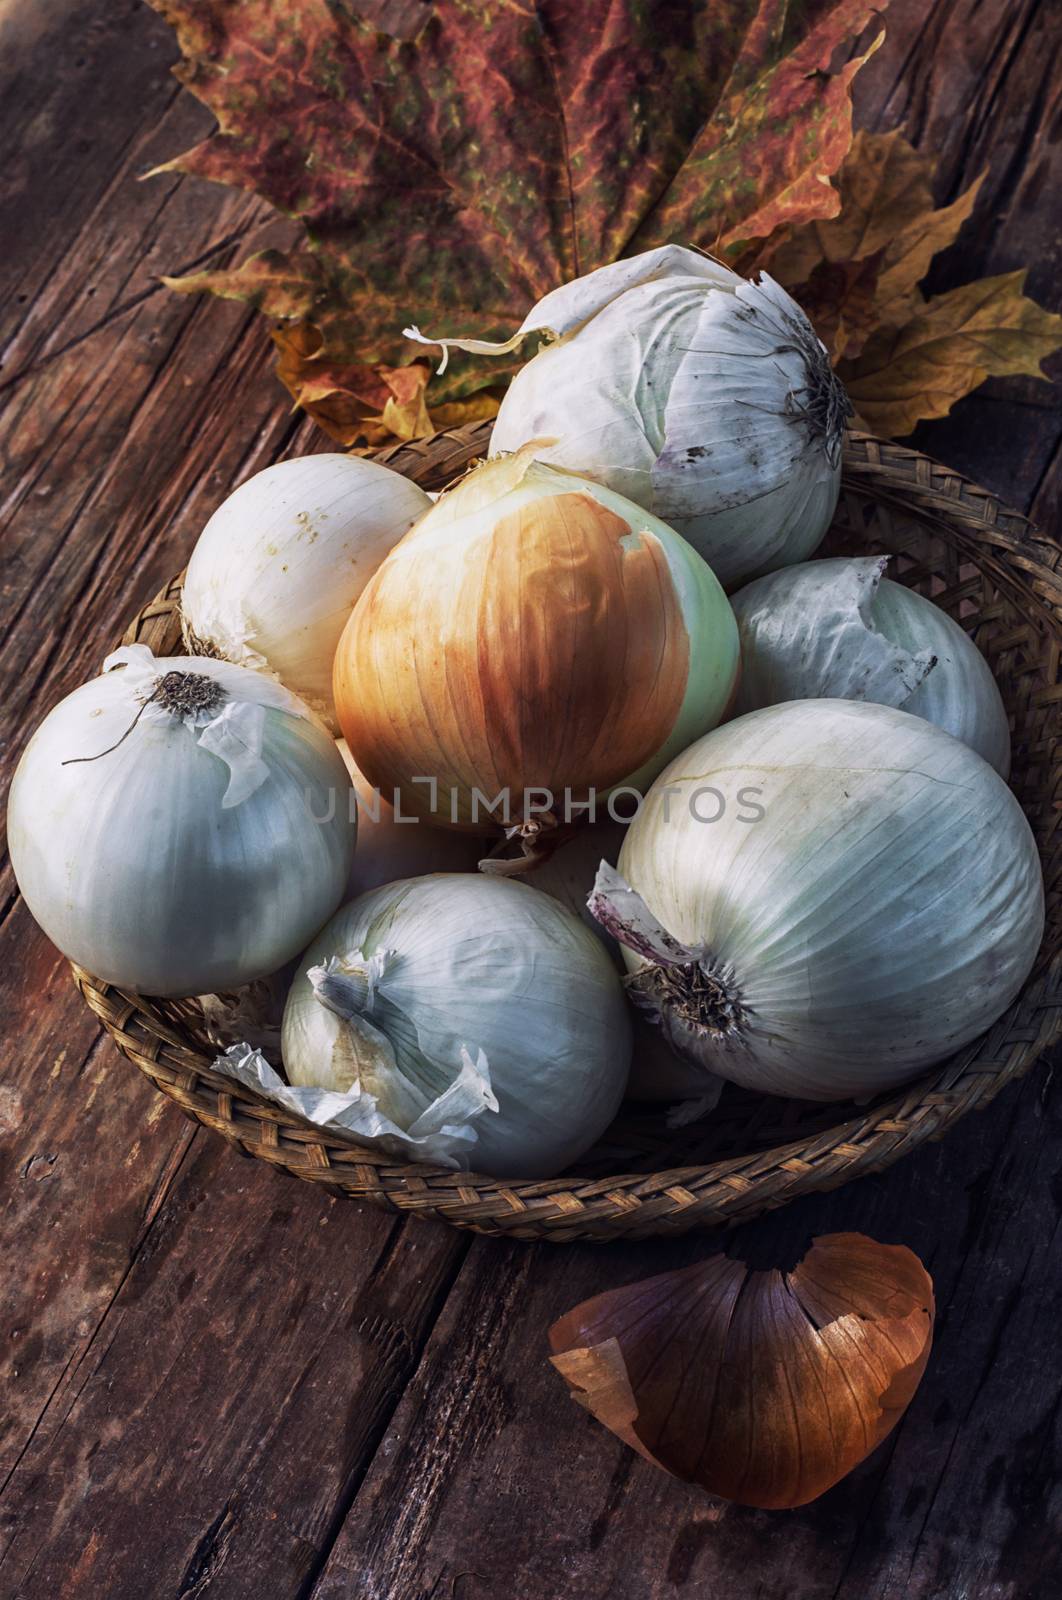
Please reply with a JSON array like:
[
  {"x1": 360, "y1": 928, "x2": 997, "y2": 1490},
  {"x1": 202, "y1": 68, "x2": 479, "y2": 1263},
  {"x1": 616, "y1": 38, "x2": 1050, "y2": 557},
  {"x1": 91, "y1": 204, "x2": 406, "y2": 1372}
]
[
  {"x1": 334, "y1": 446, "x2": 739, "y2": 835},
  {"x1": 549, "y1": 1232, "x2": 934, "y2": 1509}
]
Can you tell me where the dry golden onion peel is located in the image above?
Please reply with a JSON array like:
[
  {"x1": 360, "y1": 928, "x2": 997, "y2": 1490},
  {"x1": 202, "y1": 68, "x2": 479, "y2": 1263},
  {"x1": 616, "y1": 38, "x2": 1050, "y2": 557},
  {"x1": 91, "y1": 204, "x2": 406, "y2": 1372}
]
[
  {"x1": 595, "y1": 699, "x2": 1043, "y2": 1101},
  {"x1": 334, "y1": 446, "x2": 739, "y2": 836},
  {"x1": 549, "y1": 1233, "x2": 934, "y2": 1509}
]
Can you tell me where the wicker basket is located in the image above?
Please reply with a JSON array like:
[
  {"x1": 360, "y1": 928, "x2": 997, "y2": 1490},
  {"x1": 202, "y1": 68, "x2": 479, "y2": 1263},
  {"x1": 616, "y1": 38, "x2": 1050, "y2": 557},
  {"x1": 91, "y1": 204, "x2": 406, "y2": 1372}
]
[{"x1": 74, "y1": 422, "x2": 1062, "y2": 1241}]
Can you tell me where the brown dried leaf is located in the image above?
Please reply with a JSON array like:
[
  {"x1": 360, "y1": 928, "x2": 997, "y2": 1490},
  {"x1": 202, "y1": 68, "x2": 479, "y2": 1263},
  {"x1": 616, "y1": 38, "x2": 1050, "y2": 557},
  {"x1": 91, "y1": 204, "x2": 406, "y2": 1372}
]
[
  {"x1": 770, "y1": 129, "x2": 986, "y2": 361},
  {"x1": 841, "y1": 270, "x2": 1062, "y2": 437},
  {"x1": 770, "y1": 129, "x2": 937, "y2": 280},
  {"x1": 549, "y1": 1232, "x2": 934, "y2": 1509},
  {"x1": 271, "y1": 327, "x2": 502, "y2": 448},
  {"x1": 784, "y1": 251, "x2": 885, "y2": 362},
  {"x1": 766, "y1": 128, "x2": 1060, "y2": 429},
  {"x1": 871, "y1": 174, "x2": 985, "y2": 326}
]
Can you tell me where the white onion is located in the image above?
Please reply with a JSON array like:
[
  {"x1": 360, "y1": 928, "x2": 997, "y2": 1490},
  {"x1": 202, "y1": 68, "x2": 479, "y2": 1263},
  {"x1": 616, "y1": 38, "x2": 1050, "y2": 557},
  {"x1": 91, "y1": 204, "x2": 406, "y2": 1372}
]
[
  {"x1": 593, "y1": 700, "x2": 1043, "y2": 1102},
  {"x1": 408, "y1": 245, "x2": 847, "y2": 590},
  {"x1": 731, "y1": 557, "x2": 1011, "y2": 775},
  {"x1": 181, "y1": 454, "x2": 431, "y2": 726},
  {"x1": 277, "y1": 874, "x2": 631, "y2": 1175},
  {"x1": 8, "y1": 645, "x2": 356, "y2": 996}
]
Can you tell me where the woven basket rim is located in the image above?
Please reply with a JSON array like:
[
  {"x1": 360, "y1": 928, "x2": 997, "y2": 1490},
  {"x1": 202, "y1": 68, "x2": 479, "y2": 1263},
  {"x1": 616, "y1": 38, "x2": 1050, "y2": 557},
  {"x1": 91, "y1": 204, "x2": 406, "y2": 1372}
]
[{"x1": 74, "y1": 423, "x2": 1062, "y2": 1240}]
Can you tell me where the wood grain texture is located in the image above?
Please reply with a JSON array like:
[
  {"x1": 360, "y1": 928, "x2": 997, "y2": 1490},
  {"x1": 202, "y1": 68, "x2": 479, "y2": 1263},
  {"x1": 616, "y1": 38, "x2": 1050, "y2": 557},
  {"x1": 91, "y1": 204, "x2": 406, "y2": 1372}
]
[
  {"x1": 0, "y1": 1120, "x2": 467, "y2": 1597},
  {"x1": 0, "y1": 1, "x2": 1060, "y2": 1596}
]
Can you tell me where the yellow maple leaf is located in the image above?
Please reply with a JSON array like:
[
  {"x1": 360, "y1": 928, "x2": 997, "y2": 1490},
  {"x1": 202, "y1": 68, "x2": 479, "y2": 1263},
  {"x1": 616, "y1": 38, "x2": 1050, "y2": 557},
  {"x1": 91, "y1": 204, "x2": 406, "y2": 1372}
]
[
  {"x1": 770, "y1": 129, "x2": 985, "y2": 361},
  {"x1": 770, "y1": 128, "x2": 937, "y2": 281},
  {"x1": 840, "y1": 270, "x2": 1062, "y2": 437}
]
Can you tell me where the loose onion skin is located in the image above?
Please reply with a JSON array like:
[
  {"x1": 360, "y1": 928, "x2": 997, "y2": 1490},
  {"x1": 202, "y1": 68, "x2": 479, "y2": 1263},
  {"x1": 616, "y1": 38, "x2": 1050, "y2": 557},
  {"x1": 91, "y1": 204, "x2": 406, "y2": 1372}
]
[
  {"x1": 605, "y1": 699, "x2": 1044, "y2": 1101},
  {"x1": 334, "y1": 448, "x2": 739, "y2": 833},
  {"x1": 549, "y1": 1233, "x2": 934, "y2": 1509}
]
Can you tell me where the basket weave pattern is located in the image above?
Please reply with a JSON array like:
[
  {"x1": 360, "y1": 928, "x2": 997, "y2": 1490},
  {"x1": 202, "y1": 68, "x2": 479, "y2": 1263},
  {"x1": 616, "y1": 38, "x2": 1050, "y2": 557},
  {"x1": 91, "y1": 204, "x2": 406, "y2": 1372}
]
[{"x1": 73, "y1": 424, "x2": 1062, "y2": 1241}]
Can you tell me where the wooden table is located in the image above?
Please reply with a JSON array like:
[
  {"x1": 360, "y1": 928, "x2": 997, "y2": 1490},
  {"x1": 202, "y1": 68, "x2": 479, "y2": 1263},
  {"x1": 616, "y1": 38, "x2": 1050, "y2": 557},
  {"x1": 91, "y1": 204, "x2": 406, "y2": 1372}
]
[{"x1": 2, "y1": 4, "x2": 1060, "y2": 1596}]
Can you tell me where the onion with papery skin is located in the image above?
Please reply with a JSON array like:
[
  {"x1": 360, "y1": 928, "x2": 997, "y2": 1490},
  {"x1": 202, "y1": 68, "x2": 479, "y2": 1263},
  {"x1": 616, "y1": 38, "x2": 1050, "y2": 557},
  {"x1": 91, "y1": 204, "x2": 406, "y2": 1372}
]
[
  {"x1": 8, "y1": 646, "x2": 356, "y2": 997},
  {"x1": 407, "y1": 245, "x2": 849, "y2": 591},
  {"x1": 593, "y1": 699, "x2": 1043, "y2": 1102},
  {"x1": 549, "y1": 1233, "x2": 934, "y2": 1509},
  {"x1": 336, "y1": 740, "x2": 480, "y2": 895},
  {"x1": 731, "y1": 556, "x2": 1011, "y2": 775},
  {"x1": 334, "y1": 444, "x2": 739, "y2": 851},
  {"x1": 274, "y1": 874, "x2": 631, "y2": 1176},
  {"x1": 182, "y1": 454, "x2": 431, "y2": 727}
]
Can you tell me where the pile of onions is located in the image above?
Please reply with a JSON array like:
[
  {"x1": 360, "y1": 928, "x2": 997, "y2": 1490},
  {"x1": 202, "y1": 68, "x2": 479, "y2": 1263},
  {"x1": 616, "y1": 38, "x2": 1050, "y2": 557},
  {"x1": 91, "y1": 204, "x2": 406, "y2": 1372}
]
[
  {"x1": 730, "y1": 556, "x2": 1011, "y2": 774},
  {"x1": 7, "y1": 236, "x2": 1048, "y2": 1515},
  {"x1": 8, "y1": 646, "x2": 355, "y2": 996},
  {"x1": 182, "y1": 454, "x2": 431, "y2": 727},
  {"x1": 9, "y1": 243, "x2": 1045, "y2": 1208},
  {"x1": 408, "y1": 244, "x2": 848, "y2": 590},
  {"x1": 594, "y1": 699, "x2": 1043, "y2": 1101},
  {"x1": 334, "y1": 444, "x2": 740, "y2": 839}
]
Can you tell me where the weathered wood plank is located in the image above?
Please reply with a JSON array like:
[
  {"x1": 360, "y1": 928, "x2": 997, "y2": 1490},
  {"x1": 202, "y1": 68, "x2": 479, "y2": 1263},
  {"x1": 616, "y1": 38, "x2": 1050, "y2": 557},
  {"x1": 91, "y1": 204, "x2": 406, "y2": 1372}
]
[
  {"x1": 0, "y1": 906, "x2": 196, "y2": 1489},
  {"x1": 0, "y1": 1131, "x2": 466, "y2": 1598},
  {"x1": 854, "y1": 0, "x2": 1062, "y2": 523},
  {"x1": 0, "y1": 17, "x2": 297, "y2": 834},
  {"x1": 0, "y1": 3, "x2": 188, "y2": 331}
]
